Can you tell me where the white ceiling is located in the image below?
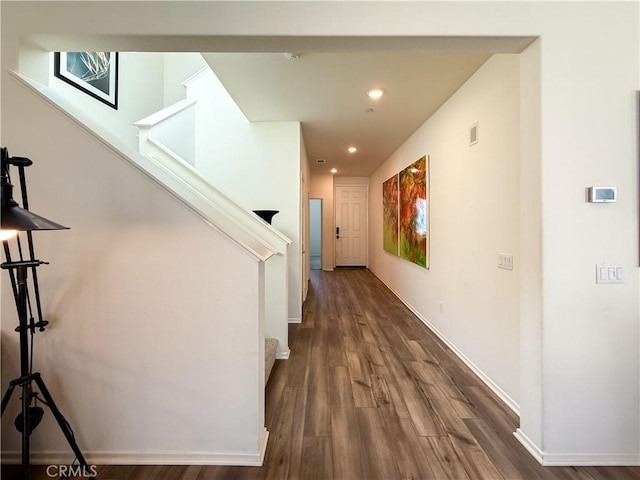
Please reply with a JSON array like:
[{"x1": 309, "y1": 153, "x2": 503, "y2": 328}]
[{"x1": 203, "y1": 51, "x2": 491, "y2": 177}]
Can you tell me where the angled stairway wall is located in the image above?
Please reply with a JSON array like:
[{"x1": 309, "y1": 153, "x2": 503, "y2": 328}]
[{"x1": 1, "y1": 69, "x2": 272, "y2": 465}]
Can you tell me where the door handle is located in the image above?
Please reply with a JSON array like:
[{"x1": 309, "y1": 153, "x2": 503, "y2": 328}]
[{"x1": 336, "y1": 227, "x2": 340, "y2": 239}]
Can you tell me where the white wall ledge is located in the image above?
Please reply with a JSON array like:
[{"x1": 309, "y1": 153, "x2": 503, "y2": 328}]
[{"x1": 134, "y1": 98, "x2": 197, "y2": 128}]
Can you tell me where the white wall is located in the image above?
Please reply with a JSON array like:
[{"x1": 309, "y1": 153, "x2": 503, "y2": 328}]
[
  {"x1": 370, "y1": 54, "x2": 521, "y2": 407},
  {"x1": 0, "y1": 74, "x2": 266, "y2": 463},
  {"x1": 518, "y1": 38, "x2": 543, "y2": 451},
  {"x1": 50, "y1": 52, "x2": 165, "y2": 151},
  {"x1": 188, "y1": 68, "x2": 303, "y2": 322},
  {"x1": 2, "y1": 0, "x2": 638, "y2": 466},
  {"x1": 162, "y1": 52, "x2": 207, "y2": 106},
  {"x1": 50, "y1": 52, "x2": 207, "y2": 154},
  {"x1": 535, "y1": 5, "x2": 638, "y2": 460}
]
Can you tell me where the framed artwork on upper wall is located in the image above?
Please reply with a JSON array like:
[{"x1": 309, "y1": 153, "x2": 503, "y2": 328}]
[
  {"x1": 399, "y1": 155, "x2": 429, "y2": 268},
  {"x1": 54, "y1": 52, "x2": 119, "y2": 109}
]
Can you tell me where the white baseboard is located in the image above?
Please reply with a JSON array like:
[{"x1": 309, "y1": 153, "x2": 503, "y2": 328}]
[
  {"x1": 258, "y1": 427, "x2": 269, "y2": 465},
  {"x1": 368, "y1": 267, "x2": 520, "y2": 416},
  {"x1": 514, "y1": 429, "x2": 640, "y2": 466},
  {"x1": 288, "y1": 316, "x2": 302, "y2": 324},
  {"x1": 540, "y1": 453, "x2": 640, "y2": 466},
  {"x1": 276, "y1": 348, "x2": 291, "y2": 360},
  {"x1": 2, "y1": 428, "x2": 271, "y2": 466},
  {"x1": 513, "y1": 428, "x2": 544, "y2": 464}
]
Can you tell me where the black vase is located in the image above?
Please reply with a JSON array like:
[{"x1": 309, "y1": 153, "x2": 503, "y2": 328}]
[{"x1": 253, "y1": 210, "x2": 279, "y2": 224}]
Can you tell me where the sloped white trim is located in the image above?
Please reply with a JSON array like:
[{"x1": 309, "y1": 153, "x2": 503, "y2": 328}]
[
  {"x1": 10, "y1": 71, "x2": 282, "y2": 262},
  {"x1": 183, "y1": 66, "x2": 211, "y2": 89},
  {"x1": 144, "y1": 137, "x2": 292, "y2": 255}
]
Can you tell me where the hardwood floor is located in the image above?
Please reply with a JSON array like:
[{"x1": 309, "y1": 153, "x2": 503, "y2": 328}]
[{"x1": 3, "y1": 267, "x2": 640, "y2": 479}]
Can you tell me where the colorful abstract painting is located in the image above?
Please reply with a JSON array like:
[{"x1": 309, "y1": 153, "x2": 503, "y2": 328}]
[
  {"x1": 399, "y1": 156, "x2": 428, "y2": 268},
  {"x1": 382, "y1": 174, "x2": 399, "y2": 255}
]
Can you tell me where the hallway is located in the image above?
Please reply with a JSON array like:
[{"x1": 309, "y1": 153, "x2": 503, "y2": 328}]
[
  {"x1": 256, "y1": 268, "x2": 640, "y2": 480},
  {"x1": 3, "y1": 268, "x2": 639, "y2": 479}
]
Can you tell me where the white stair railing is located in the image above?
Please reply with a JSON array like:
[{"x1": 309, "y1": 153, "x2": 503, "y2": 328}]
[
  {"x1": 136, "y1": 118, "x2": 292, "y2": 359},
  {"x1": 13, "y1": 70, "x2": 292, "y2": 360},
  {"x1": 134, "y1": 99, "x2": 197, "y2": 166}
]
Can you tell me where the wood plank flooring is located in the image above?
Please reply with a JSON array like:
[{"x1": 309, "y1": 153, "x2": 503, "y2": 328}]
[{"x1": 3, "y1": 268, "x2": 640, "y2": 479}]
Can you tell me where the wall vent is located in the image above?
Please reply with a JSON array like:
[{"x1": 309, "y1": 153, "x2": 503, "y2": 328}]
[
  {"x1": 316, "y1": 158, "x2": 326, "y2": 163},
  {"x1": 469, "y1": 122, "x2": 479, "y2": 146}
]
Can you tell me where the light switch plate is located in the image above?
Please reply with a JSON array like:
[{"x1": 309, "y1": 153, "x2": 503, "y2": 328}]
[
  {"x1": 498, "y1": 253, "x2": 513, "y2": 270},
  {"x1": 596, "y1": 263, "x2": 624, "y2": 284}
]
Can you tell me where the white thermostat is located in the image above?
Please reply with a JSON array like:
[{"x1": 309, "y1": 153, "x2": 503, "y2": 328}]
[{"x1": 588, "y1": 187, "x2": 617, "y2": 203}]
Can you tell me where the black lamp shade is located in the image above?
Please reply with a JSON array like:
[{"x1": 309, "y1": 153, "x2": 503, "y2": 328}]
[
  {"x1": 1, "y1": 199, "x2": 68, "y2": 231},
  {"x1": 1, "y1": 146, "x2": 68, "y2": 232}
]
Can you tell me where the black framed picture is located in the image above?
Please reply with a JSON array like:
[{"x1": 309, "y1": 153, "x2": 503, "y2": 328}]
[{"x1": 54, "y1": 52, "x2": 118, "y2": 109}]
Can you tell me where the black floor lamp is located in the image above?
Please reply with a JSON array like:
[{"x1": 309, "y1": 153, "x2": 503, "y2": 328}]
[{"x1": 0, "y1": 148, "x2": 93, "y2": 480}]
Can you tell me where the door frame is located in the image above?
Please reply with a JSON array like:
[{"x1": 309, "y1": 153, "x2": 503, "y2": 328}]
[
  {"x1": 301, "y1": 171, "x2": 310, "y2": 301},
  {"x1": 333, "y1": 182, "x2": 369, "y2": 267}
]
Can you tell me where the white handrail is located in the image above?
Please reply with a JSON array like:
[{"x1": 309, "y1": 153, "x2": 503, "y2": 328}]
[
  {"x1": 133, "y1": 98, "x2": 196, "y2": 128},
  {"x1": 143, "y1": 137, "x2": 292, "y2": 254},
  {"x1": 10, "y1": 71, "x2": 280, "y2": 261}
]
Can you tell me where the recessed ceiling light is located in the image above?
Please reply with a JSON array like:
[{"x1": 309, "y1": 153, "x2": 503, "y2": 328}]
[
  {"x1": 330, "y1": 168, "x2": 337, "y2": 174},
  {"x1": 347, "y1": 146, "x2": 357, "y2": 154},
  {"x1": 366, "y1": 88, "x2": 385, "y2": 99}
]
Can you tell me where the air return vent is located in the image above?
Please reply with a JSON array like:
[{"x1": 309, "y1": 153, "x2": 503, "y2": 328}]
[
  {"x1": 316, "y1": 159, "x2": 326, "y2": 164},
  {"x1": 469, "y1": 122, "x2": 479, "y2": 146}
]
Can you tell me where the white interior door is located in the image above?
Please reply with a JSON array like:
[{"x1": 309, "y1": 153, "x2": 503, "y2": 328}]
[{"x1": 335, "y1": 185, "x2": 368, "y2": 266}]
